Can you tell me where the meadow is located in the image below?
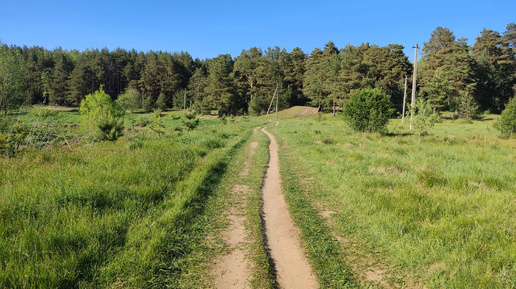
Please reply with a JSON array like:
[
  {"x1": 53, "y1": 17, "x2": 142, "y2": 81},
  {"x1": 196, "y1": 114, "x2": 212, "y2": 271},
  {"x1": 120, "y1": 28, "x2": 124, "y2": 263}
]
[
  {"x1": 2, "y1": 106, "x2": 516, "y2": 288},
  {"x1": 0, "y1": 108, "x2": 264, "y2": 288},
  {"x1": 271, "y1": 112, "x2": 516, "y2": 288}
]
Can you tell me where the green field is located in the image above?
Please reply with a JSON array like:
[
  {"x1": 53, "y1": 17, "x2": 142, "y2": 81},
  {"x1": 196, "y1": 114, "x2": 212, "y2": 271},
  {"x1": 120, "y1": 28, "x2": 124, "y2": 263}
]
[
  {"x1": 271, "y1": 112, "x2": 516, "y2": 288},
  {"x1": 1, "y1": 107, "x2": 516, "y2": 288},
  {"x1": 0, "y1": 109, "x2": 267, "y2": 287}
]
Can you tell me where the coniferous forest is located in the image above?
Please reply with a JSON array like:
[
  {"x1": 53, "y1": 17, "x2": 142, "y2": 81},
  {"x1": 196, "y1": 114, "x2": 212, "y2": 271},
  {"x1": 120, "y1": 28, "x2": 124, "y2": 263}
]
[{"x1": 1, "y1": 23, "x2": 516, "y2": 117}]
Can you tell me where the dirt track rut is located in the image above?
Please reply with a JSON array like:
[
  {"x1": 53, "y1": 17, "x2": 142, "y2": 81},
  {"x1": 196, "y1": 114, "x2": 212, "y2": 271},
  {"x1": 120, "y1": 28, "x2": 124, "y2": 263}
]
[
  {"x1": 214, "y1": 126, "x2": 318, "y2": 289},
  {"x1": 261, "y1": 126, "x2": 318, "y2": 289}
]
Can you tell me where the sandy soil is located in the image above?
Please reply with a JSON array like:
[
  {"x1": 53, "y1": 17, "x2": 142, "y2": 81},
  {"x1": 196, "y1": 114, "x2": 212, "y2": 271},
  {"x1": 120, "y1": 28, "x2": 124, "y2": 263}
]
[
  {"x1": 213, "y1": 184, "x2": 251, "y2": 289},
  {"x1": 261, "y1": 127, "x2": 318, "y2": 289},
  {"x1": 213, "y1": 138, "x2": 259, "y2": 288}
]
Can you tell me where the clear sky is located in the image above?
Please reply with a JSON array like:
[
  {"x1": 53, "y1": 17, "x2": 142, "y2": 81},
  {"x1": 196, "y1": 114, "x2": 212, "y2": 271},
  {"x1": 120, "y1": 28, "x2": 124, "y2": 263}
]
[{"x1": 1, "y1": 0, "x2": 515, "y2": 62}]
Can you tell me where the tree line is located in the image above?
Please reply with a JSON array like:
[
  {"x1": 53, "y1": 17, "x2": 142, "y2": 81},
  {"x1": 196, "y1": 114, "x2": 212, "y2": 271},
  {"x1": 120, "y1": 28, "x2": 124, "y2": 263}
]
[
  {"x1": 1, "y1": 23, "x2": 515, "y2": 116},
  {"x1": 419, "y1": 24, "x2": 516, "y2": 116}
]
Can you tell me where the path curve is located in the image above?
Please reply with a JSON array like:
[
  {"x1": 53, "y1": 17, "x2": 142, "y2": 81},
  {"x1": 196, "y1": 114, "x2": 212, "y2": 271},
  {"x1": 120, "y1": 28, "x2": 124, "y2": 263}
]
[{"x1": 261, "y1": 126, "x2": 318, "y2": 289}]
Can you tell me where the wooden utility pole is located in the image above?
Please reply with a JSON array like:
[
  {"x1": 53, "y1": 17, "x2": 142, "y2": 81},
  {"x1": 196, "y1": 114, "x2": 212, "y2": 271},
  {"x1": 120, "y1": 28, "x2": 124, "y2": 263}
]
[
  {"x1": 265, "y1": 85, "x2": 278, "y2": 120},
  {"x1": 410, "y1": 44, "x2": 418, "y2": 129},
  {"x1": 402, "y1": 75, "x2": 408, "y2": 122},
  {"x1": 275, "y1": 82, "x2": 279, "y2": 119},
  {"x1": 184, "y1": 88, "x2": 187, "y2": 110}
]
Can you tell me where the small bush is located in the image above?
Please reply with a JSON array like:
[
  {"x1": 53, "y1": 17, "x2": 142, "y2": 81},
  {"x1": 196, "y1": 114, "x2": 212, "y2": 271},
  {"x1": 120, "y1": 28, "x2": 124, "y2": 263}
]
[
  {"x1": 116, "y1": 89, "x2": 141, "y2": 113},
  {"x1": 182, "y1": 110, "x2": 199, "y2": 130},
  {"x1": 315, "y1": 112, "x2": 326, "y2": 122},
  {"x1": 411, "y1": 99, "x2": 439, "y2": 141},
  {"x1": 80, "y1": 86, "x2": 124, "y2": 141},
  {"x1": 342, "y1": 89, "x2": 392, "y2": 133},
  {"x1": 128, "y1": 134, "x2": 146, "y2": 150},
  {"x1": 497, "y1": 97, "x2": 516, "y2": 138},
  {"x1": 148, "y1": 109, "x2": 166, "y2": 137},
  {"x1": 135, "y1": 116, "x2": 151, "y2": 127},
  {"x1": 457, "y1": 91, "x2": 479, "y2": 120},
  {"x1": 28, "y1": 107, "x2": 58, "y2": 118},
  {"x1": 202, "y1": 137, "x2": 224, "y2": 149},
  {"x1": 0, "y1": 123, "x2": 29, "y2": 157},
  {"x1": 142, "y1": 96, "x2": 154, "y2": 112},
  {"x1": 156, "y1": 93, "x2": 168, "y2": 110},
  {"x1": 168, "y1": 113, "x2": 180, "y2": 120}
]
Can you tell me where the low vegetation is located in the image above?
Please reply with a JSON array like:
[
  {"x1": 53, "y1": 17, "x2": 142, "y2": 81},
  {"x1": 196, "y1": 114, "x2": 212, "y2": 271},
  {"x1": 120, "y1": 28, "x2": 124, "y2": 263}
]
[
  {"x1": 411, "y1": 98, "x2": 439, "y2": 141},
  {"x1": 0, "y1": 107, "x2": 264, "y2": 287},
  {"x1": 2, "y1": 104, "x2": 516, "y2": 288},
  {"x1": 342, "y1": 89, "x2": 392, "y2": 133},
  {"x1": 498, "y1": 96, "x2": 516, "y2": 138},
  {"x1": 270, "y1": 113, "x2": 516, "y2": 288},
  {"x1": 79, "y1": 87, "x2": 125, "y2": 141}
]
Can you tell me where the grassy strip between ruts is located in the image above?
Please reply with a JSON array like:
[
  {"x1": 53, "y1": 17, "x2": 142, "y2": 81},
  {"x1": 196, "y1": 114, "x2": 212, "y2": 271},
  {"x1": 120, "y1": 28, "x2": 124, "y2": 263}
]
[
  {"x1": 244, "y1": 126, "x2": 276, "y2": 289},
  {"x1": 270, "y1": 124, "x2": 358, "y2": 288}
]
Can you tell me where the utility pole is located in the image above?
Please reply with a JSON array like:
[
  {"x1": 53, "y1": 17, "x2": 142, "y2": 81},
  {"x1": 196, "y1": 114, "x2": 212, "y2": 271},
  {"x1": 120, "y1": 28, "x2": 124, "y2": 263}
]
[
  {"x1": 265, "y1": 84, "x2": 278, "y2": 120},
  {"x1": 275, "y1": 82, "x2": 279, "y2": 119},
  {"x1": 184, "y1": 88, "x2": 187, "y2": 111},
  {"x1": 402, "y1": 75, "x2": 408, "y2": 122},
  {"x1": 410, "y1": 44, "x2": 418, "y2": 129}
]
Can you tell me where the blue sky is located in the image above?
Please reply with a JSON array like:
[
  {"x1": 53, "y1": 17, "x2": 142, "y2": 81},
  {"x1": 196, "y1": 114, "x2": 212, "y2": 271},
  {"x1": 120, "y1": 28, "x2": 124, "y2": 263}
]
[{"x1": 1, "y1": 0, "x2": 515, "y2": 62}]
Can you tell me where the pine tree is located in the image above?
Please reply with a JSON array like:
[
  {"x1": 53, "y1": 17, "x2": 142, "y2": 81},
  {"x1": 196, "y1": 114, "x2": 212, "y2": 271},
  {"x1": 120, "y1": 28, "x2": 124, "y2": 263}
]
[
  {"x1": 471, "y1": 28, "x2": 514, "y2": 112},
  {"x1": 233, "y1": 47, "x2": 263, "y2": 106},
  {"x1": 50, "y1": 49, "x2": 72, "y2": 105},
  {"x1": 303, "y1": 48, "x2": 329, "y2": 111},
  {"x1": 0, "y1": 43, "x2": 28, "y2": 114},
  {"x1": 204, "y1": 54, "x2": 238, "y2": 116},
  {"x1": 419, "y1": 27, "x2": 477, "y2": 116}
]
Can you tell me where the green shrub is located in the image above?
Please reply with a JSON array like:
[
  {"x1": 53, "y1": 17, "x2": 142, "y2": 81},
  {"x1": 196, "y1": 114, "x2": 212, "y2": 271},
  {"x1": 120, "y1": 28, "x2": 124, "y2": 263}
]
[
  {"x1": 135, "y1": 115, "x2": 151, "y2": 127},
  {"x1": 497, "y1": 97, "x2": 516, "y2": 138},
  {"x1": 457, "y1": 91, "x2": 479, "y2": 120},
  {"x1": 148, "y1": 109, "x2": 166, "y2": 137},
  {"x1": 411, "y1": 98, "x2": 439, "y2": 141},
  {"x1": 156, "y1": 93, "x2": 168, "y2": 110},
  {"x1": 0, "y1": 122, "x2": 29, "y2": 157},
  {"x1": 116, "y1": 89, "x2": 141, "y2": 113},
  {"x1": 142, "y1": 96, "x2": 154, "y2": 112},
  {"x1": 80, "y1": 86, "x2": 124, "y2": 141},
  {"x1": 28, "y1": 107, "x2": 58, "y2": 118},
  {"x1": 416, "y1": 164, "x2": 445, "y2": 188},
  {"x1": 342, "y1": 89, "x2": 392, "y2": 133},
  {"x1": 182, "y1": 110, "x2": 199, "y2": 130}
]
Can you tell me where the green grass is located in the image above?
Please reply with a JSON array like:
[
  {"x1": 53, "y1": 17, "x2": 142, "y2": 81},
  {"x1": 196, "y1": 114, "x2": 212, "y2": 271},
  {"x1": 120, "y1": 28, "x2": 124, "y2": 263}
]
[
  {"x1": 278, "y1": 143, "x2": 358, "y2": 288},
  {"x1": 5, "y1": 106, "x2": 516, "y2": 288},
  {"x1": 0, "y1": 109, "x2": 263, "y2": 288},
  {"x1": 270, "y1": 113, "x2": 516, "y2": 288}
]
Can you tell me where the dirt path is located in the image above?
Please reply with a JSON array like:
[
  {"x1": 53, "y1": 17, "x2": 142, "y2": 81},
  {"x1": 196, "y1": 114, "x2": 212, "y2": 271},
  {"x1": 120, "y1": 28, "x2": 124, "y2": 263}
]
[
  {"x1": 213, "y1": 139, "x2": 259, "y2": 289},
  {"x1": 261, "y1": 127, "x2": 318, "y2": 289},
  {"x1": 213, "y1": 184, "x2": 251, "y2": 288}
]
